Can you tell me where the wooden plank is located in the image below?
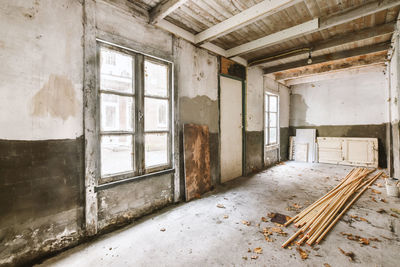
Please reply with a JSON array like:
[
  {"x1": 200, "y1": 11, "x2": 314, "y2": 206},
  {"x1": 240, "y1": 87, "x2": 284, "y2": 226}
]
[
  {"x1": 319, "y1": 0, "x2": 400, "y2": 30},
  {"x1": 183, "y1": 124, "x2": 212, "y2": 201},
  {"x1": 249, "y1": 23, "x2": 395, "y2": 66},
  {"x1": 226, "y1": 19, "x2": 319, "y2": 57},
  {"x1": 149, "y1": 0, "x2": 189, "y2": 25},
  {"x1": 226, "y1": 0, "x2": 400, "y2": 57},
  {"x1": 264, "y1": 42, "x2": 389, "y2": 75},
  {"x1": 155, "y1": 19, "x2": 247, "y2": 65},
  {"x1": 195, "y1": 0, "x2": 304, "y2": 44}
]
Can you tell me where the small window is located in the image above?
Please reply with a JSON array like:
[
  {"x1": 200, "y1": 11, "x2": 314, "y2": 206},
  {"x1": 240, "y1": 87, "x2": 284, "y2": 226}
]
[{"x1": 265, "y1": 93, "x2": 279, "y2": 146}]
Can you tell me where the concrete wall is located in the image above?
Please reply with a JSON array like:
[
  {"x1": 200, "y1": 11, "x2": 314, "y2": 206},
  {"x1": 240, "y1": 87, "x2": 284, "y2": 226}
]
[
  {"x1": 389, "y1": 29, "x2": 400, "y2": 178},
  {"x1": 245, "y1": 67, "x2": 290, "y2": 173},
  {"x1": 0, "y1": 0, "x2": 84, "y2": 265},
  {"x1": 289, "y1": 65, "x2": 389, "y2": 167},
  {"x1": 174, "y1": 38, "x2": 220, "y2": 188},
  {"x1": 0, "y1": 0, "x2": 221, "y2": 265}
]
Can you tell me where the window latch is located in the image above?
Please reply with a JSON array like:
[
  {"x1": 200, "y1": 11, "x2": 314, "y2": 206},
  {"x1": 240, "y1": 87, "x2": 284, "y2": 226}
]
[{"x1": 138, "y1": 111, "x2": 144, "y2": 121}]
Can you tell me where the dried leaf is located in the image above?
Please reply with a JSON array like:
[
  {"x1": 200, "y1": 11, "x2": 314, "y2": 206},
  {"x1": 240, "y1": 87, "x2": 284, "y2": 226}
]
[
  {"x1": 371, "y1": 189, "x2": 381, "y2": 194},
  {"x1": 323, "y1": 264, "x2": 331, "y2": 267},
  {"x1": 267, "y1": 213, "x2": 276, "y2": 218},
  {"x1": 390, "y1": 208, "x2": 400, "y2": 215},
  {"x1": 390, "y1": 213, "x2": 399, "y2": 218},
  {"x1": 160, "y1": 228, "x2": 166, "y2": 232},
  {"x1": 359, "y1": 217, "x2": 368, "y2": 222},
  {"x1": 223, "y1": 215, "x2": 229, "y2": 219},
  {"x1": 350, "y1": 215, "x2": 358, "y2": 219},
  {"x1": 270, "y1": 227, "x2": 283, "y2": 233},
  {"x1": 381, "y1": 198, "x2": 387, "y2": 203},
  {"x1": 377, "y1": 209, "x2": 386, "y2": 214},
  {"x1": 370, "y1": 197, "x2": 377, "y2": 202},
  {"x1": 254, "y1": 247, "x2": 262, "y2": 254},
  {"x1": 242, "y1": 256, "x2": 248, "y2": 260},
  {"x1": 369, "y1": 237, "x2": 381, "y2": 242},
  {"x1": 338, "y1": 248, "x2": 355, "y2": 262},
  {"x1": 296, "y1": 247, "x2": 308, "y2": 260},
  {"x1": 376, "y1": 183, "x2": 384, "y2": 188},
  {"x1": 261, "y1": 217, "x2": 268, "y2": 222},
  {"x1": 242, "y1": 220, "x2": 251, "y2": 226},
  {"x1": 251, "y1": 255, "x2": 258, "y2": 260},
  {"x1": 359, "y1": 238, "x2": 369, "y2": 245},
  {"x1": 216, "y1": 204, "x2": 225, "y2": 209}
]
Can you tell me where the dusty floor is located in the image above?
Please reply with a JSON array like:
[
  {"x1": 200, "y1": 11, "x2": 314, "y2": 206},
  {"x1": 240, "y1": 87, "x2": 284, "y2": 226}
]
[{"x1": 37, "y1": 162, "x2": 400, "y2": 267}]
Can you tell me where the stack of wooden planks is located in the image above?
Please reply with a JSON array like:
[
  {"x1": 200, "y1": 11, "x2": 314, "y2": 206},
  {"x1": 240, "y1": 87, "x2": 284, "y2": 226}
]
[{"x1": 282, "y1": 168, "x2": 383, "y2": 247}]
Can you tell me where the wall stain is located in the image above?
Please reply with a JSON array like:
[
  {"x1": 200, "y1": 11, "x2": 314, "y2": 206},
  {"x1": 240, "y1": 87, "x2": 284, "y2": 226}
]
[
  {"x1": 290, "y1": 94, "x2": 311, "y2": 126},
  {"x1": 31, "y1": 74, "x2": 79, "y2": 121}
]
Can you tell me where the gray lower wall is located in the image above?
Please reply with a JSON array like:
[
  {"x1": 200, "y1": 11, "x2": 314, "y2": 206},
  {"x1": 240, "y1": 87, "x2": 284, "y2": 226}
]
[
  {"x1": 289, "y1": 124, "x2": 387, "y2": 168},
  {"x1": 280, "y1": 127, "x2": 289, "y2": 161},
  {"x1": 245, "y1": 131, "x2": 263, "y2": 174},
  {"x1": 97, "y1": 174, "x2": 174, "y2": 231},
  {"x1": 245, "y1": 128, "x2": 288, "y2": 174},
  {"x1": 0, "y1": 137, "x2": 85, "y2": 266}
]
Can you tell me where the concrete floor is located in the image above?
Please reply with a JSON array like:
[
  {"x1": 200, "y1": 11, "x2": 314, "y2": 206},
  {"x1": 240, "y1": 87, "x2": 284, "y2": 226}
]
[{"x1": 37, "y1": 162, "x2": 400, "y2": 267}]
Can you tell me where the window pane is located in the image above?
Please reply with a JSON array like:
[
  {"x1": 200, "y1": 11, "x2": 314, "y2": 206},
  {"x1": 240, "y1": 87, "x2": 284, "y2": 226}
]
[
  {"x1": 269, "y1": 95, "x2": 278, "y2": 112},
  {"x1": 100, "y1": 47, "x2": 133, "y2": 94},
  {"x1": 101, "y1": 94, "x2": 133, "y2": 132},
  {"x1": 144, "y1": 98, "x2": 169, "y2": 131},
  {"x1": 269, "y1": 113, "x2": 277, "y2": 127},
  {"x1": 264, "y1": 112, "x2": 269, "y2": 127},
  {"x1": 270, "y1": 128, "x2": 277, "y2": 144},
  {"x1": 101, "y1": 135, "x2": 133, "y2": 176},
  {"x1": 145, "y1": 133, "x2": 168, "y2": 168},
  {"x1": 265, "y1": 129, "x2": 269, "y2": 145},
  {"x1": 265, "y1": 95, "x2": 269, "y2": 111},
  {"x1": 145, "y1": 60, "x2": 168, "y2": 97}
]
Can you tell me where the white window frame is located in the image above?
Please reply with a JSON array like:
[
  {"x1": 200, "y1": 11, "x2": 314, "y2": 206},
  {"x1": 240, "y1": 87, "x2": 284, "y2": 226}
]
[{"x1": 264, "y1": 92, "x2": 279, "y2": 147}]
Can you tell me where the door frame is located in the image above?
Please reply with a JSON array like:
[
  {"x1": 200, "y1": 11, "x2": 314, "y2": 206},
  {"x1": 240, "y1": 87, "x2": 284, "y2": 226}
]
[{"x1": 218, "y1": 73, "x2": 246, "y2": 183}]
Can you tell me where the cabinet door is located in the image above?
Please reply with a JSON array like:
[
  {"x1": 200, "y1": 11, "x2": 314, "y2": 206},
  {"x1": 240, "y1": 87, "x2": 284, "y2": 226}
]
[
  {"x1": 342, "y1": 138, "x2": 378, "y2": 167},
  {"x1": 317, "y1": 137, "x2": 343, "y2": 164}
]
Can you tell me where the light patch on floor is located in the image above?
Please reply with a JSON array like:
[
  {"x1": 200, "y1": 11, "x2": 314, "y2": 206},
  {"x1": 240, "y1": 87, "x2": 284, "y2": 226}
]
[{"x1": 36, "y1": 162, "x2": 400, "y2": 267}]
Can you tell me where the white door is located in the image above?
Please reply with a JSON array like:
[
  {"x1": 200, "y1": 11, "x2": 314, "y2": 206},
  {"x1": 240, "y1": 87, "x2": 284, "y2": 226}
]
[{"x1": 220, "y1": 76, "x2": 242, "y2": 183}]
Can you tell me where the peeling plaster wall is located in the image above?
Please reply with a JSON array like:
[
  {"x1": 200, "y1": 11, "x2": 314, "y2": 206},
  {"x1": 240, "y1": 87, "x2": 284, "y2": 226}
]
[
  {"x1": 0, "y1": 0, "x2": 85, "y2": 266},
  {"x1": 389, "y1": 32, "x2": 400, "y2": 178},
  {"x1": 94, "y1": 0, "x2": 176, "y2": 230},
  {"x1": 174, "y1": 38, "x2": 220, "y2": 188},
  {"x1": 289, "y1": 65, "x2": 388, "y2": 167},
  {"x1": 245, "y1": 67, "x2": 291, "y2": 174}
]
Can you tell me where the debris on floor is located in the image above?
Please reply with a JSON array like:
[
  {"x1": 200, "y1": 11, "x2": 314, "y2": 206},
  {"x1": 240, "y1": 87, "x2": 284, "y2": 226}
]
[
  {"x1": 269, "y1": 212, "x2": 291, "y2": 225},
  {"x1": 338, "y1": 247, "x2": 356, "y2": 262},
  {"x1": 282, "y1": 168, "x2": 383, "y2": 247},
  {"x1": 216, "y1": 204, "x2": 225, "y2": 208}
]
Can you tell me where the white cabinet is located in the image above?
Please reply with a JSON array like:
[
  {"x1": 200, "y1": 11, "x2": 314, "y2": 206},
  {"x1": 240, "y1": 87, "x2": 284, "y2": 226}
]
[{"x1": 317, "y1": 137, "x2": 378, "y2": 168}]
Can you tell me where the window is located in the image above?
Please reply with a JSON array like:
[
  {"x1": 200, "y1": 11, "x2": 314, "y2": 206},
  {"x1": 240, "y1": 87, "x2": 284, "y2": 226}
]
[
  {"x1": 264, "y1": 93, "x2": 278, "y2": 146},
  {"x1": 99, "y1": 45, "x2": 171, "y2": 179}
]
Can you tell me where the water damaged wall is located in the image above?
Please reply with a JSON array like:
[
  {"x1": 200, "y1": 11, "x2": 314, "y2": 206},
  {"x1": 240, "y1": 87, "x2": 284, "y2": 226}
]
[
  {"x1": 174, "y1": 38, "x2": 220, "y2": 189},
  {"x1": 246, "y1": 67, "x2": 290, "y2": 173},
  {"x1": 289, "y1": 65, "x2": 389, "y2": 168},
  {"x1": 0, "y1": 0, "x2": 84, "y2": 265},
  {"x1": 0, "y1": 0, "x2": 223, "y2": 265}
]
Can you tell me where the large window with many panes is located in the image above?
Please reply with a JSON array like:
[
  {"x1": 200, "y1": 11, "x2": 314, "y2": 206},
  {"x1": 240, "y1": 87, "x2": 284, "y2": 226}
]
[
  {"x1": 99, "y1": 44, "x2": 172, "y2": 180},
  {"x1": 264, "y1": 92, "x2": 279, "y2": 146}
]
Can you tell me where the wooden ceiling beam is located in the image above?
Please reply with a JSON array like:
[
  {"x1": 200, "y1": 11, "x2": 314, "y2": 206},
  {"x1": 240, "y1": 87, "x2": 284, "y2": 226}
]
[
  {"x1": 227, "y1": 0, "x2": 400, "y2": 58},
  {"x1": 155, "y1": 20, "x2": 247, "y2": 65},
  {"x1": 194, "y1": 0, "x2": 304, "y2": 44},
  {"x1": 149, "y1": 0, "x2": 189, "y2": 25},
  {"x1": 263, "y1": 42, "x2": 390, "y2": 76},
  {"x1": 249, "y1": 22, "x2": 395, "y2": 67}
]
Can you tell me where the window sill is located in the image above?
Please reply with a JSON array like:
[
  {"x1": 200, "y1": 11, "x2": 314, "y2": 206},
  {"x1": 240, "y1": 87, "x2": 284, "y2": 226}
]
[
  {"x1": 95, "y1": 168, "x2": 175, "y2": 192},
  {"x1": 265, "y1": 144, "x2": 279, "y2": 151}
]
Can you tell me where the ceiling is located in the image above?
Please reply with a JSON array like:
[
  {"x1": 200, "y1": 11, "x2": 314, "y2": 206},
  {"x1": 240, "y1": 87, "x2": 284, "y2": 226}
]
[{"x1": 130, "y1": 0, "x2": 400, "y2": 81}]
